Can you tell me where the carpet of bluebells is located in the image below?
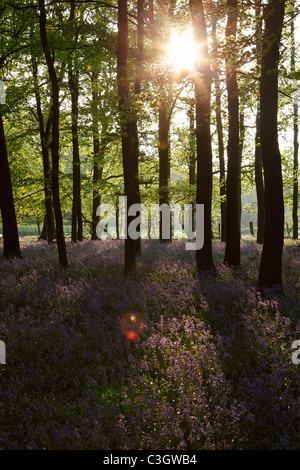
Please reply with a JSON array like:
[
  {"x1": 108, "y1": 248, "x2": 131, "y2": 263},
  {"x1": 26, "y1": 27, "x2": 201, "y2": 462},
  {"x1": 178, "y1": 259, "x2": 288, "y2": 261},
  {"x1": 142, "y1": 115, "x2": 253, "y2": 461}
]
[{"x1": 0, "y1": 238, "x2": 299, "y2": 450}]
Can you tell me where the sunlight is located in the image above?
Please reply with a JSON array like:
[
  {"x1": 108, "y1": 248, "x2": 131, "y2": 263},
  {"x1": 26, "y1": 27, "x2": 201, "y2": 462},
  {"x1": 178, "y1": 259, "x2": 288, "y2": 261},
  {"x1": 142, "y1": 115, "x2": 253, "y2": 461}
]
[{"x1": 166, "y1": 29, "x2": 199, "y2": 71}]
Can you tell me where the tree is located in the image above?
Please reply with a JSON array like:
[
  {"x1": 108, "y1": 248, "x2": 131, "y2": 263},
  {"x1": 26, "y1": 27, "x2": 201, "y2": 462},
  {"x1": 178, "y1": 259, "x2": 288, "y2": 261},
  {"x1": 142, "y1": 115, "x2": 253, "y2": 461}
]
[
  {"x1": 190, "y1": 0, "x2": 215, "y2": 272},
  {"x1": 212, "y1": 13, "x2": 226, "y2": 242},
  {"x1": 223, "y1": 0, "x2": 241, "y2": 268},
  {"x1": 31, "y1": 51, "x2": 55, "y2": 243},
  {"x1": 254, "y1": 112, "x2": 265, "y2": 244},
  {"x1": 117, "y1": 0, "x2": 136, "y2": 273},
  {"x1": 67, "y1": 1, "x2": 83, "y2": 243},
  {"x1": 130, "y1": 0, "x2": 144, "y2": 254},
  {"x1": 257, "y1": 0, "x2": 285, "y2": 291},
  {"x1": 254, "y1": 0, "x2": 265, "y2": 245},
  {"x1": 39, "y1": 0, "x2": 68, "y2": 268},
  {"x1": 291, "y1": 4, "x2": 298, "y2": 240},
  {"x1": 0, "y1": 107, "x2": 22, "y2": 259}
]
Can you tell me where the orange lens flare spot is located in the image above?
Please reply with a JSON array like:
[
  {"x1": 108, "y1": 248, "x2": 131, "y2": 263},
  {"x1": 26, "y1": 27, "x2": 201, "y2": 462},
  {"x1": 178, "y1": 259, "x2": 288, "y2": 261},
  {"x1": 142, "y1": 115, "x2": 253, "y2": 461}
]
[
  {"x1": 126, "y1": 331, "x2": 137, "y2": 341},
  {"x1": 120, "y1": 311, "x2": 144, "y2": 342},
  {"x1": 158, "y1": 141, "x2": 168, "y2": 150}
]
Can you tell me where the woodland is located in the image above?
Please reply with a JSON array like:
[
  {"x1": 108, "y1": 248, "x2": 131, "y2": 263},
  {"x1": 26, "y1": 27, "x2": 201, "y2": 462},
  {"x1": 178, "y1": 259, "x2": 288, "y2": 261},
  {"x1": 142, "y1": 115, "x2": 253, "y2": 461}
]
[{"x1": 0, "y1": 0, "x2": 299, "y2": 451}]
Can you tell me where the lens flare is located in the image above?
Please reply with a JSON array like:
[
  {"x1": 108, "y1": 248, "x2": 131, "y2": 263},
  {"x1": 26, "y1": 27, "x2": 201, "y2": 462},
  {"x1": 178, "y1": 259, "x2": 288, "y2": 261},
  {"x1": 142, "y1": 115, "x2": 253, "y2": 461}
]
[
  {"x1": 166, "y1": 29, "x2": 199, "y2": 71},
  {"x1": 120, "y1": 311, "x2": 144, "y2": 342}
]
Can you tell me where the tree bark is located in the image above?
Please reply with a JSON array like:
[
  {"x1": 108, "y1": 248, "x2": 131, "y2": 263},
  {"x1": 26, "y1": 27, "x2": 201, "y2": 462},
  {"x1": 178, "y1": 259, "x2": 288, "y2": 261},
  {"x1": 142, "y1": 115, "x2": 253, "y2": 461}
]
[
  {"x1": 255, "y1": 112, "x2": 265, "y2": 244},
  {"x1": 224, "y1": 0, "x2": 241, "y2": 268},
  {"x1": 0, "y1": 108, "x2": 21, "y2": 259},
  {"x1": 91, "y1": 72, "x2": 102, "y2": 240},
  {"x1": 188, "y1": 104, "x2": 196, "y2": 232},
  {"x1": 68, "y1": 0, "x2": 82, "y2": 243},
  {"x1": 291, "y1": 8, "x2": 298, "y2": 240},
  {"x1": 190, "y1": 0, "x2": 215, "y2": 272},
  {"x1": 257, "y1": 0, "x2": 285, "y2": 291},
  {"x1": 31, "y1": 54, "x2": 55, "y2": 243},
  {"x1": 159, "y1": 100, "x2": 170, "y2": 240},
  {"x1": 130, "y1": 0, "x2": 144, "y2": 254},
  {"x1": 254, "y1": 0, "x2": 265, "y2": 245},
  {"x1": 117, "y1": 0, "x2": 136, "y2": 273},
  {"x1": 69, "y1": 66, "x2": 82, "y2": 242},
  {"x1": 39, "y1": 0, "x2": 68, "y2": 269},
  {"x1": 212, "y1": 15, "x2": 226, "y2": 242}
]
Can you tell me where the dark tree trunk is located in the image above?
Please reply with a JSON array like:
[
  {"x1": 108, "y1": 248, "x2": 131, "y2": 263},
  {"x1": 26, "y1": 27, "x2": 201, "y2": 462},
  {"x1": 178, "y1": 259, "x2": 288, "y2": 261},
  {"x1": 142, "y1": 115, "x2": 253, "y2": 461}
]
[
  {"x1": 224, "y1": 0, "x2": 241, "y2": 268},
  {"x1": 130, "y1": 0, "x2": 144, "y2": 255},
  {"x1": 0, "y1": 108, "x2": 21, "y2": 259},
  {"x1": 69, "y1": 67, "x2": 82, "y2": 242},
  {"x1": 91, "y1": 73, "x2": 101, "y2": 240},
  {"x1": 291, "y1": 10, "x2": 299, "y2": 240},
  {"x1": 38, "y1": 215, "x2": 48, "y2": 241},
  {"x1": 31, "y1": 54, "x2": 55, "y2": 243},
  {"x1": 188, "y1": 104, "x2": 196, "y2": 232},
  {"x1": 257, "y1": 0, "x2": 285, "y2": 291},
  {"x1": 212, "y1": 16, "x2": 226, "y2": 242},
  {"x1": 255, "y1": 113, "x2": 265, "y2": 244},
  {"x1": 254, "y1": 0, "x2": 265, "y2": 245},
  {"x1": 39, "y1": 0, "x2": 68, "y2": 269},
  {"x1": 190, "y1": 0, "x2": 215, "y2": 272},
  {"x1": 159, "y1": 101, "x2": 170, "y2": 241},
  {"x1": 117, "y1": 0, "x2": 136, "y2": 273},
  {"x1": 68, "y1": 1, "x2": 82, "y2": 243},
  {"x1": 217, "y1": 88, "x2": 227, "y2": 243}
]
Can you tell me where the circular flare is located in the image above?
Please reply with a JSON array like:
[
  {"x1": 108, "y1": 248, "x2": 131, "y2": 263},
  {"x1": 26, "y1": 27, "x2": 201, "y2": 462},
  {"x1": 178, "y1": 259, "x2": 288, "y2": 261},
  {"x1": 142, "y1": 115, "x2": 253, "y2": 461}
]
[{"x1": 120, "y1": 311, "x2": 144, "y2": 342}]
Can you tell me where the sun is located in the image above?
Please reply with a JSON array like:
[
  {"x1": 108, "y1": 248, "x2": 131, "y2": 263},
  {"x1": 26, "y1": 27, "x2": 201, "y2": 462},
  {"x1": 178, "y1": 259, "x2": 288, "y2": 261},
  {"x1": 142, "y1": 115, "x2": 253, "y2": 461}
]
[{"x1": 166, "y1": 29, "x2": 199, "y2": 71}]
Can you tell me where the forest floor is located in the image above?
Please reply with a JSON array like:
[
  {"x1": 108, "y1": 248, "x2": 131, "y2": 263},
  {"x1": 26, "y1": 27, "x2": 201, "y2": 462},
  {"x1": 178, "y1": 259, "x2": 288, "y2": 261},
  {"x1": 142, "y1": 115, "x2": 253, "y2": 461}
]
[{"x1": 0, "y1": 238, "x2": 299, "y2": 450}]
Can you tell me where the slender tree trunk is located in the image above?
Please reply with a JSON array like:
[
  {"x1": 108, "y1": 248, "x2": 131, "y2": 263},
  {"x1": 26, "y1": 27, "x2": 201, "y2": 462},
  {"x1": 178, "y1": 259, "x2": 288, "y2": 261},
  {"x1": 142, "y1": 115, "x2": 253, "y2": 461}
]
[
  {"x1": 188, "y1": 104, "x2": 196, "y2": 232},
  {"x1": 216, "y1": 81, "x2": 226, "y2": 242},
  {"x1": 39, "y1": 0, "x2": 68, "y2": 269},
  {"x1": 31, "y1": 55, "x2": 55, "y2": 243},
  {"x1": 68, "y1": 0, "x2": 82, "y2": 243},
  {"x1": 117, "y1": 0, "x2": 136, "y2": 273},
  {"x1": 69, "y1": 66, "x2": 82, "y2": 242},
  {"x1": 159, "y1": 100, "x2": 170, "y2": 241},
  {"x1": 212, "y1": 16, "x2": 226, "y2": 242},
  {"x1": 291, "y1": 9, "x2": 299, "y2": 240},
  {"x1": 190, "y1": 0, "x2": 215, "y2": 272},
  {"x1": 257, "y1": 0, "x2": 285, "y2": 291},
  {"x1": 91, "y1": 73, "x2": 101, "y2": 240},
  {"x1": 0, "y1": 108, "x2": 21, "y2": 259},
  {"x1": 255, "y1": 112, "x2": 265, "y2": 244},
  {"x1": 254, "y1": 0, "x2": 265, "y2": 245},
  {"x1": 130, "y1": 0, "x2": 144, "y2": 254},
  {"x1": 224, "y1": 0, "x2": 241, "y2": 268}
]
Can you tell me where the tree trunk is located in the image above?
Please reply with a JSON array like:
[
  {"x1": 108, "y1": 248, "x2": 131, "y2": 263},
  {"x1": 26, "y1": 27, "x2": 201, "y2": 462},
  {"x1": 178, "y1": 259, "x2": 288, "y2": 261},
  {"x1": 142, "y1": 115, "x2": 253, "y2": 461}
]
[
  {"x1": 212, "y1": 16, "x2": 226, "y2": 242},
  {"x1": 39, "y1": 0, "x2": 68, "y2": 269},
  {"x1": 190, "y1": 0, "x2": 215, "y2": 272},
  {"x1": 224, "y1": 0, "x2": 241, "y2": 268},
  {"x1": 130, "y1": 0, "x2": 144, "y2": 254},
  {"x1": 0, "y1": 108, "x2": 21, "y2": 259},
  {"x1": 291, "y1": 8, "x2": 298, "y2": 240},
  {"x1": 117, "y1": 0, "x2": 136, "y2": 273},
  {"x1": 31, "y1": 54, "x2": 55, "y2": 243},
  {"x1": 257, "y1": 0, "x2": 285, "y2": 291},
  {"x1": 188, "y1": 104, "x2": 196, "y2": 232},
  {"x1": 159, "y1": 100, "x2": 170, "y2": 241},
  {"x1": 68, "y1": 0, "x2": 82, "y2": 243},
  {"x1": 255, "y1": 112, "x2": 265, "y2": 244},
  {"x1": 91, "y1": 73, "x2": 101, "y2": 240},
  {"x1": 254, "y1": 1, "x2": 265, "y2": 246},
  {"x1": 69, "y1": 66, "x2": 82, "y2": 242}
]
